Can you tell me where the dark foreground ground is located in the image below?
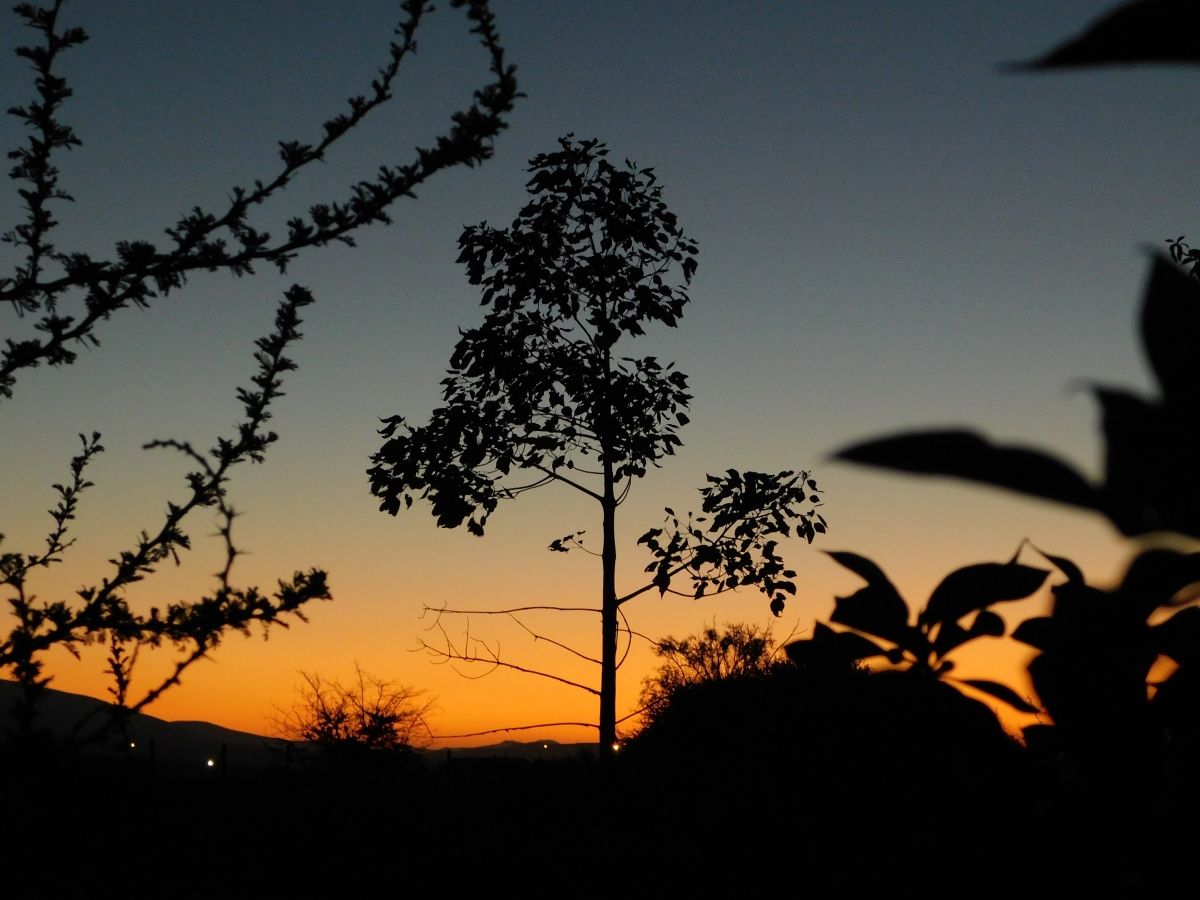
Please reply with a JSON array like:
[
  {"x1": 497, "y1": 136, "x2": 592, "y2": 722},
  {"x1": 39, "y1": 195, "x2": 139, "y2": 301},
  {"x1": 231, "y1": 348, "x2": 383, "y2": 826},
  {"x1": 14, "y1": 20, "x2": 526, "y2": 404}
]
[{"x1": 5, "y1": 667, "x2": 1197, "y2": 897}]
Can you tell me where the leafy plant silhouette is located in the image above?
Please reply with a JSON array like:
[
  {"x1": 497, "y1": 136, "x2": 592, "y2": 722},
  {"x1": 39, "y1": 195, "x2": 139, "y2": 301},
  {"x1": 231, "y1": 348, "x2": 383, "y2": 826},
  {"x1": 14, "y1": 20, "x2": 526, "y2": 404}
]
[
  {"x1": 787, "y1": 552, "x2": 1047, "y2": 714},
  {"x1": 369, "y1": 137, "x2": 826, "y2": 753},
  {"x1": 1012, "y1": 547, "x2": 1200, "y2": 777},
  {"x1": 831, "y1": 255, "x2": 1200, "y2": 804}
]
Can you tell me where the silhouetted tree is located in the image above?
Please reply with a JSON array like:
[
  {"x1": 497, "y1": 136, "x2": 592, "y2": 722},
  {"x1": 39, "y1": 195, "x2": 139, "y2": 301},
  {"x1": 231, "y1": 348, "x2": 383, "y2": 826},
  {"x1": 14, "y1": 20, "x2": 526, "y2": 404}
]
[
  {"x1": 0, "y1": 0, "x2": 518, "y2": 749},
  {"x1": 369, "y1": 137, "x2": 826, "y2": 754}
]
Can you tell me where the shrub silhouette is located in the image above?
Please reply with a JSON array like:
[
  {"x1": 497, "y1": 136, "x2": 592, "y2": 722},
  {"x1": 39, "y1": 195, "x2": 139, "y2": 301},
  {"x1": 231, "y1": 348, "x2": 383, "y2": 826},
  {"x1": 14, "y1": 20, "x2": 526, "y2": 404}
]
[
  {"x1": 637, "y1": 621, "x2": 786, "y2": 725},
  {"x1": 274, "y1": 666, "x2": 434, "y2": 770}
]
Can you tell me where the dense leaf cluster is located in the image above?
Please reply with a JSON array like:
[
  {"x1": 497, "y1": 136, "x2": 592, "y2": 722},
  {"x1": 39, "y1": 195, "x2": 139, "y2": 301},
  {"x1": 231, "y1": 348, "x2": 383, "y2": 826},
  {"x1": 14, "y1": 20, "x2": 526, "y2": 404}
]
[
  {"x1": 1014, "y1": 548, "x2": 1200, "y2": 771},
  {"x1": 369, "y1": 137, "x2": 697, "y2": 534},
  {"x1": 638, "y1": 469, "x2": 826, "y2": 616}
]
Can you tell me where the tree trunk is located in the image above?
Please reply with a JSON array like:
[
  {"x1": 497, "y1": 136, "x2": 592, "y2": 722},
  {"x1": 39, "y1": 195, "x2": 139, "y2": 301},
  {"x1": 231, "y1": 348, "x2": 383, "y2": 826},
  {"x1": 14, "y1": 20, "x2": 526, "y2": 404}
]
[{"x1": 599, "y1": 456, "x2": 618, "y2": 759}]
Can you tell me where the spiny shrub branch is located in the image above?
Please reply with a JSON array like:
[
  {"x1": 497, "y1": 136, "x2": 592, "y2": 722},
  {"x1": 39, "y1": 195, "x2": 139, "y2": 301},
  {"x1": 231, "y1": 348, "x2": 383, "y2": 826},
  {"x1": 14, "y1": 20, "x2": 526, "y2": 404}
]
[{"x1": 0, "y1": 0, "x2": 519, "y2": 401}]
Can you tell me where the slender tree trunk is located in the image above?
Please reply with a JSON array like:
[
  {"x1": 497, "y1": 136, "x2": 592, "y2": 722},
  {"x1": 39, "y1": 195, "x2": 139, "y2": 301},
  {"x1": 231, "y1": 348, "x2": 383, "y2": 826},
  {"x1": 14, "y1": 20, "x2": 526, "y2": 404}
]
[
  {"x1": 599, "y1": 455, "x2": 618, "y2": 759},
  {"x1": 598, "y1": 341, "x2": 618, "y2": 760}
]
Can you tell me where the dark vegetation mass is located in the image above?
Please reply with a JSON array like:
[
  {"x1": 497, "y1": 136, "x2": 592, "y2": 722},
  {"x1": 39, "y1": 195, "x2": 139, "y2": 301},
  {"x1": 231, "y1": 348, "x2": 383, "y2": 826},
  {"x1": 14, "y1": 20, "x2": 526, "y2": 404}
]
[{"x1": 5, "y1": 1, "x2": 1200, "y2": 895}]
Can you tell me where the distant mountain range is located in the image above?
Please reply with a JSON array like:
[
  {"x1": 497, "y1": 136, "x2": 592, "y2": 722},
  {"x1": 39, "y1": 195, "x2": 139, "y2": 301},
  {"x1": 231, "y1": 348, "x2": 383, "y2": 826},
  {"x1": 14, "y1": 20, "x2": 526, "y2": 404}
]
[
  {"x1": 0, "y1": 680, "x2": 597, "y2": 769},
  {"x1": 0, "y1": 678, "x2": 286, "y2": 772}
]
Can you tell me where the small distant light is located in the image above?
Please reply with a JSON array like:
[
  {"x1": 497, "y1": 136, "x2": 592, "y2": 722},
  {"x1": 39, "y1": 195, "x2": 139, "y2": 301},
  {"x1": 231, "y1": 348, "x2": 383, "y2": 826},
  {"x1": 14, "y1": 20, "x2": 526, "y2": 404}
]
[
  {"x1": 542, "y1": 743, "x2": 548, "y2": 749},
  {"x1": 611, "y1": 742, "x2": 620, "y2": 752},
  {"x1": 206, "y1": 759, "x2": 215, "y2": 767},
  {"x1": 129, "y1": 741, "x2": 136, "y2": 749}
]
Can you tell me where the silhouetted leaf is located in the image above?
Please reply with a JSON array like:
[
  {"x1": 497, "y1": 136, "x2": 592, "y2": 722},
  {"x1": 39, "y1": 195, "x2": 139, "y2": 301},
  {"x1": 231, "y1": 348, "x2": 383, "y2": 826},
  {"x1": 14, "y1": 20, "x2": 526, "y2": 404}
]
[
  {"x1": 970, "y1": 610, "x2": 1006, "y2": 638},
  {"x1": 1012, "y1": 617, "x2": 1054, "y2": 651},
  {"x1": 962, "y1": 679, "x2": 1041, "y2": 714},
  {"x1": 1013, "y1": 0, "x2": 1200, "y2": 69},
  {"x1": 1036, "y1": 548, "x2": 1084, "y2": 584},
  {"x1": 826, "y1": 551, "x2": 913, "y2": 646},
  {"x1": 835, "y1": 430, "x2": 1101, "y2": 511},
  {"x1": 785, "y1": 622, "x2": 885, "y2": 666},
  {"x1": 923, "y1": 563, "x2": 1048, "y2": 627}
]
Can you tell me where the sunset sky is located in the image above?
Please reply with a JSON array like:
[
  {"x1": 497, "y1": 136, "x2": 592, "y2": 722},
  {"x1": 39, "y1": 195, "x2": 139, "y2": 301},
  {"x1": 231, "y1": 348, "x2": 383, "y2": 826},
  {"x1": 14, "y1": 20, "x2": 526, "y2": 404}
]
[{"x1": 3, "y1": 1, "x2": 1196, "y2": 744}]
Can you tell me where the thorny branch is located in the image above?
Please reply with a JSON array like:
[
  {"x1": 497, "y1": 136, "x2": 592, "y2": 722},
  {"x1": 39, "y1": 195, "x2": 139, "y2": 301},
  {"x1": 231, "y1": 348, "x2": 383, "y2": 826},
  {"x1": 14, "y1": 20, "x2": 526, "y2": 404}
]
[
  {"x1": 1, "y1": 287, "x2": 332, "y2": 746},
  {"x1": 1, "y1": 0, "x2": 520, "y2": 401}
]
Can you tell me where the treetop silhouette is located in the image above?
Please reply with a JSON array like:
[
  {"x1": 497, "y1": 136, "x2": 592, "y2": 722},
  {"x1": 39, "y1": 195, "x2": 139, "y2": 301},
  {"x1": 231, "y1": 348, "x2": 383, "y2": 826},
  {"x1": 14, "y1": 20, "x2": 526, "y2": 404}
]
[{"x1": 370, "y1": 136, "x2": 697, "y2": 536}]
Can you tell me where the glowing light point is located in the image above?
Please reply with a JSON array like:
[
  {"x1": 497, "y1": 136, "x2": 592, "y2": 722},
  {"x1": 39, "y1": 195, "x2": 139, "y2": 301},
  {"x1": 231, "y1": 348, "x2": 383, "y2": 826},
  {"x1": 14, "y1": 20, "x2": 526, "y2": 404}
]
[
  {"x1": 129, "y1": 742, "x2": 136, "y2": 749},
  {"x1": 206, "y1": 759, "x2": 215, "y2": 767},
  {"x1": 611, "y1": 742, "x2": 620, "y2": 752}
]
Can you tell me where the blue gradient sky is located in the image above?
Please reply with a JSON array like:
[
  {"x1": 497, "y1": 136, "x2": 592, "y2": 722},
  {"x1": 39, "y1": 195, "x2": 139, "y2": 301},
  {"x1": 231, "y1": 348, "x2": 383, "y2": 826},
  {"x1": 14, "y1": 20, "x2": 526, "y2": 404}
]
[{"x1": 2, "y1": 2, "x2": 1194, "y2": 740}]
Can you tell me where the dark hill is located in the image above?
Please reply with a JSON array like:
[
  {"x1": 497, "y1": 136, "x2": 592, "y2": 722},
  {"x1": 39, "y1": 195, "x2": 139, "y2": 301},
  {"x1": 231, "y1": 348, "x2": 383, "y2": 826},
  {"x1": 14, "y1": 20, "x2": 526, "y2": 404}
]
[{"x1": 0, "y1": 678, "x2": 286, "y2": 771}]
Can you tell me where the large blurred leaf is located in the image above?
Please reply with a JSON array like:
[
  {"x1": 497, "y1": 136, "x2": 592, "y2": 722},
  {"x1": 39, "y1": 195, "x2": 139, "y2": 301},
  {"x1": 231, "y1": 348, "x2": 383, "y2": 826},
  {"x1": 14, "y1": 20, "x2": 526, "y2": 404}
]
[
  {"x1": 1141, "y1": 258, "x2": 1200, "y2": 413},
  {"x1": 1011, "y1": 617, "x2": 1054, "y2": 652},
  {"x1": 923, "y1": 563, "x2": 1049, "y2": 627},
  {"x1": 962, "y1": 679, "x2": 1042, "y2": 714},
  {"x1": 835, "y1": 431, "x2": 1100, "y2": 510},
  {"x1": 785, "y1": 622, "x2": 886, "y2": 667},
  {"x1": 1015, "y1": 1, "x2": 1200, "y2": 69},
  {"x1": 1093, "y1": 388, "x2": 1179, "y2": 536},
  {"x1": 835, "y1": 257, "x2": 1200, "y2": 541},
  {"x1": 826, "y1": 551, "x2": 914, "y2": 647}
]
